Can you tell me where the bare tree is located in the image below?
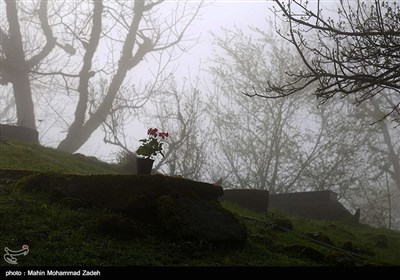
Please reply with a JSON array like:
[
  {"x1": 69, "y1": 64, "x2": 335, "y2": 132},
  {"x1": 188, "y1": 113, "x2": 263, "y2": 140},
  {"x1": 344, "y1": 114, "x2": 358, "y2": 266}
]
[
  {"x1": 245, "y1": 0, "x2": 400, "y2": 124},
  {"x1": 141, "y1": 76, "x2": 208, "y2": 181},
  {"x1": 209, "y1": 16, "x2": 400, "y2": 228},
  {"x1": 101, "y1": 74, "x2": 208, "y2": 180},
  {"x1": 0, "y1": 86, "x2": 16, "y2": 124},
  {"x1": 1, "y1": 0, "x2": 204, "y2": 153},
  {"x1": 1, "y1": 0, "x2": 57, "y2": 129},
  {"x1": 208, "y1": 26, "x2": 344, "y2": 193},
  {"x1": 349, "y1": 174, "x2": 400, "y2": 230},
  {"x1": 100, "y1": 73, "x2": 171, "y2": 169},
  {"x1": 264, "y1": 0, "x2": 400, "y2": 191}
]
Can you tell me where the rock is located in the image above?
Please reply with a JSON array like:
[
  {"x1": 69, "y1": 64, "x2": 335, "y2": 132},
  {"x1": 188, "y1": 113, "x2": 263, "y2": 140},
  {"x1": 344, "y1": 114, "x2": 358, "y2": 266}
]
[
  {"x1": 157, "y1": 196, "x2": 247, "y2": 246},
  {"x1": 222, "y1": 189, "x2": 269, "y2": 213},
  {"x1": 17, "y1": 172, "x2": 240, "y2": 244},
  {"x1": 269, "y1": 191, "x2": 354, "y2": 221},
  {"x1": 0, "y1": 124, "x2": 39, "y2": 144},
  {"x1": 372, "y1": 234, "x2": 388, "y2": 249},
  {"x1": 272, "y1": 218, "x2": 293, "y2": 232},
  {"x1": 375, "y1": 240, "x2": 387, "y2": 249},
  {"x1": 0, "y1": 169, "x2": 37, "y2": 180},
  {"x1": 284, "y1": 245, "x2": 325, "y2": 262},
  {"x1": 340, "y1": 241, "x2": 374, "y2": 256},
  {"x1": 342, "y1": 241, "x2": 354, "y2": 251},
  {"x1": 305, "y1": 232, "x2": 334, "y2": 246},
  {"x1": 18, "y1": 173, "x2": 224, "y2": 223}
]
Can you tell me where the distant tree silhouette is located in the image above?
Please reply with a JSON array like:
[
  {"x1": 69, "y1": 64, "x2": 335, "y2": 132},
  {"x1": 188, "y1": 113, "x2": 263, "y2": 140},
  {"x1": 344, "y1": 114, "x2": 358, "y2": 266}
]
[
  {"x1": 1, "y1": 0, "x2": 204, "y2": 152},
  {"x1": 246, "y1": 0, "x2": 400, "y2": 124}
]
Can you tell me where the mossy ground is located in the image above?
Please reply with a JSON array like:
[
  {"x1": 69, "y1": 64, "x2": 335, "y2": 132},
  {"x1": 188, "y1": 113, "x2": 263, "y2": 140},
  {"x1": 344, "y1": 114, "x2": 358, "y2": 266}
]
[
  {"x1": 0, "y1": 190, "x2": 309, "y2": 266},
  {"x1": 0, "y1": 141, "x2": 119, "y2": 174},
  {"x1": 0, "y1": 141, "x2": 399, "y2": 266},
  {"x1": 1, "y1": 190, "x2": 399, "y2": 266}
]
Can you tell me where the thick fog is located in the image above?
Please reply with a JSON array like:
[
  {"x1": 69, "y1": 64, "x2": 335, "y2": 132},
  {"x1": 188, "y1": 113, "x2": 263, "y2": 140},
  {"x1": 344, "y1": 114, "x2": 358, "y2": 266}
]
[
  {"x1": 77, "y1": 1, "x2": 270, "y2": 160},
  {"x1": 1, "y1": 0, "x2": 399, "y2": 230}
]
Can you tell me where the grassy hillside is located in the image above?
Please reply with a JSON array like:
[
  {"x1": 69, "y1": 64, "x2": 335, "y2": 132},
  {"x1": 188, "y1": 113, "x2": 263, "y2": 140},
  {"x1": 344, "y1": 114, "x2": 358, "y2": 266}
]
[
  {"x1": 0, "y1": 140, "x2": 119, "y2": 174},
  {"x1": 0, "y1": 141, "x2": 399, "y2": 267}
]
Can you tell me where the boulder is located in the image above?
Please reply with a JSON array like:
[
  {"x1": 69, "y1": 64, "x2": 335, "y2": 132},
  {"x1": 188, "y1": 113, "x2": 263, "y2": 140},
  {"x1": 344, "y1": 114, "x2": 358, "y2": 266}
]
[
  {"x1": 18, "y1": 174, "x2": 224, "y2": 215},
  {"x1": 17, "y1": 173, "x2": 247, "y2": 245},
  {"x1": 269, "y1": 191, "x2": 355, "y2": 221},
  {"x1": 157, "y1": 196, "x2": 247, "y2": 245},
  {"x1": 272, "y1": 218, "x2": 293, "y2": 232},
  {"x1": 0, "y1": 124, "x2": 39, "y2": 144},
  {"x1": 305, "y1": 232, "x2": 334, "y2": 246},
  {"x1": 222, "y1": 189, "x2": 269, "y2": 213},
  {"x1": 284, "y1": 244, "x2": 325, "y2": 262},
  {"x1": 371, "y1": 234, "x2": 388, "y2": 249}
]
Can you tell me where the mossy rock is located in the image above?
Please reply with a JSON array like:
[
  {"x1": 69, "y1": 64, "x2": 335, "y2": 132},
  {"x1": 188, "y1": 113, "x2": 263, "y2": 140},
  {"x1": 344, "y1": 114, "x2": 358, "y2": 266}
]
[
  {"x1": 305, "y1": 232, "x2": 334, "y2": 246},
  {"x1": 272, "y1": 218, "x2": 293, "y2": 232},
  {"x1": 341, "y1": 240, "x2": 374, "y2": 256},
  {"x1": 284, "y1": 244, "x2": 325, "y2": 262},
  {"x1": 370, "y1": 234, "x2": 388, "y2": 248},
  {"x1": 16, "y1": 172, "x2": 62, "y2": 194},
  {"x1": 342, "y1": 241, "x2": 355, "y2": 251},
  {"x1": 157, "y1": 196, "x2": 247, "y2": 246},
  {"x1": 375, "y1": 240, "x2": 387, "y2": 249},
  {"x1": 0, "y1": 169, "x2": 38, "y2": 180},
  {"x1": 17, "y1": 173, "x2": 224, "y2": 223}
]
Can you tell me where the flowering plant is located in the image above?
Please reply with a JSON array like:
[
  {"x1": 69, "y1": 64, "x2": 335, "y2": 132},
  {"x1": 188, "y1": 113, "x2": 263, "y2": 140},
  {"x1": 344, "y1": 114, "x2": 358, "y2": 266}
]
[{"x1": 136, "y1": 128, "x2": 169, "y2": 159}]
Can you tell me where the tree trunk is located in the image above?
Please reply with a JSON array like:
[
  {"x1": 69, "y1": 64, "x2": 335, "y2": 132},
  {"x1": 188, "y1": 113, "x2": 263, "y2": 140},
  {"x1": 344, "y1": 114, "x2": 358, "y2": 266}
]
[
  {"x1": 57, "y1": 93, "x2": 117, "y2": 153},
  {"x1": 371, "y1": 100, "x2": 400, "y2": 192},
  {"x1": 12, "y1": 72, "x2": 36, "y2": 130},
  {"x1": 380, "y1": 122, "x2": 400, "y2": 191},
  {"x1": 57, "y1": 1, "x2": 146, "y2": 153},
  {"x1": 4, "y1": 0, "x2": 36, "y2": 130}
]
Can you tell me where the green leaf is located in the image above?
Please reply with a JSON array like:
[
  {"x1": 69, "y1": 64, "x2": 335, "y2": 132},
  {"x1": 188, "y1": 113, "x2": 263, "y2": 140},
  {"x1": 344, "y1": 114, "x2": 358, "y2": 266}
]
[{"x1": 136, "y1": 145, "x2": 153, "y2": 157}]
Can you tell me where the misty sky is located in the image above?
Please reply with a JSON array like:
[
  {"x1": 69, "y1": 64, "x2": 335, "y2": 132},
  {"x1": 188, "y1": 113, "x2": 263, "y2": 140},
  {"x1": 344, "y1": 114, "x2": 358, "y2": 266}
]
[
  {"x1": 78, "y1": 1, "x2": 273, "y2": 161},
  {"x1": 177, "y1": 1, "x2": 271, "y2": 72}
]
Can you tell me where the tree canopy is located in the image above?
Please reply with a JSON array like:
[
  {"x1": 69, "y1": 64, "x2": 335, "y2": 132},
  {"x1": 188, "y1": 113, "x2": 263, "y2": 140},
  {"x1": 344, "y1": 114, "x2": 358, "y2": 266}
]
[
  {"x1": 0, "y1": 0, "x2": 204, "y2": 152},
  {"x1": 245, "y1": 0, "x2": 400, "y2": 124}
]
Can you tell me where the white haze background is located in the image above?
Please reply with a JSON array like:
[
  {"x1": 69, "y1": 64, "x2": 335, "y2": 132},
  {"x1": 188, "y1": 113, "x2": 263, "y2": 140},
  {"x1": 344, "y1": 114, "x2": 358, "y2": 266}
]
[{"x1": 37, "y1": 1, "x2": 272, "y2": 162}]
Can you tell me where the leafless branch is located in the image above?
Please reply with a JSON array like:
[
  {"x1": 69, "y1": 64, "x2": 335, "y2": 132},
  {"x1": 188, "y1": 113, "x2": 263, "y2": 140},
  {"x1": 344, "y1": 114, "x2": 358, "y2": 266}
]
[{"x1": 246, "y1": 0, "x2": 400, "y2": 124}]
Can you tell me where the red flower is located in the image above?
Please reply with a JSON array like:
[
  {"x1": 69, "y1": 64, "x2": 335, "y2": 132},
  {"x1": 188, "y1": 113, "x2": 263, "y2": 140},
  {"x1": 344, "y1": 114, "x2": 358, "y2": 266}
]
[
  {"x1": 158, "y1": 131, "x2": 169, "y2": 139},
  {"x1": 147, "y1": 128, "x2": 158, "y2": 136},
  {"x1": 137, "y1": 128, "x2": 169, "y2": 159}
]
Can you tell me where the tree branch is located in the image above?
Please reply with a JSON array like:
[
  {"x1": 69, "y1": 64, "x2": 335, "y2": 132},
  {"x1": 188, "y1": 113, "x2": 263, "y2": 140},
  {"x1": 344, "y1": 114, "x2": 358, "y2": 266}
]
[{"x1": 27, "y1": 0, "x2": 56, "y2": 69}]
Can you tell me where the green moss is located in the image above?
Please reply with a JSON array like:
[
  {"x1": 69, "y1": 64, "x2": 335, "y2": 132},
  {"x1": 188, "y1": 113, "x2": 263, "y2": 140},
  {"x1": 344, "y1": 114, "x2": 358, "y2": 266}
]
[
  {"x1": 157, "y1": 195, "x2": 185, "y2": 235},
  {"x1": 0, "y1": 141, "x2": 119, "y2": 174},
  {"x1": 0, "y1": 188, "x2": 399, "y2": 266},
  {"x1": 0, "y1": 141, "x2": 399, "y2": 266},
  {"x1": 157, "y1": 196, "x2": 247, "y2": 246},
  {"x1": 96, "y1": 214, "x2": 142, "y2": 240}
]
